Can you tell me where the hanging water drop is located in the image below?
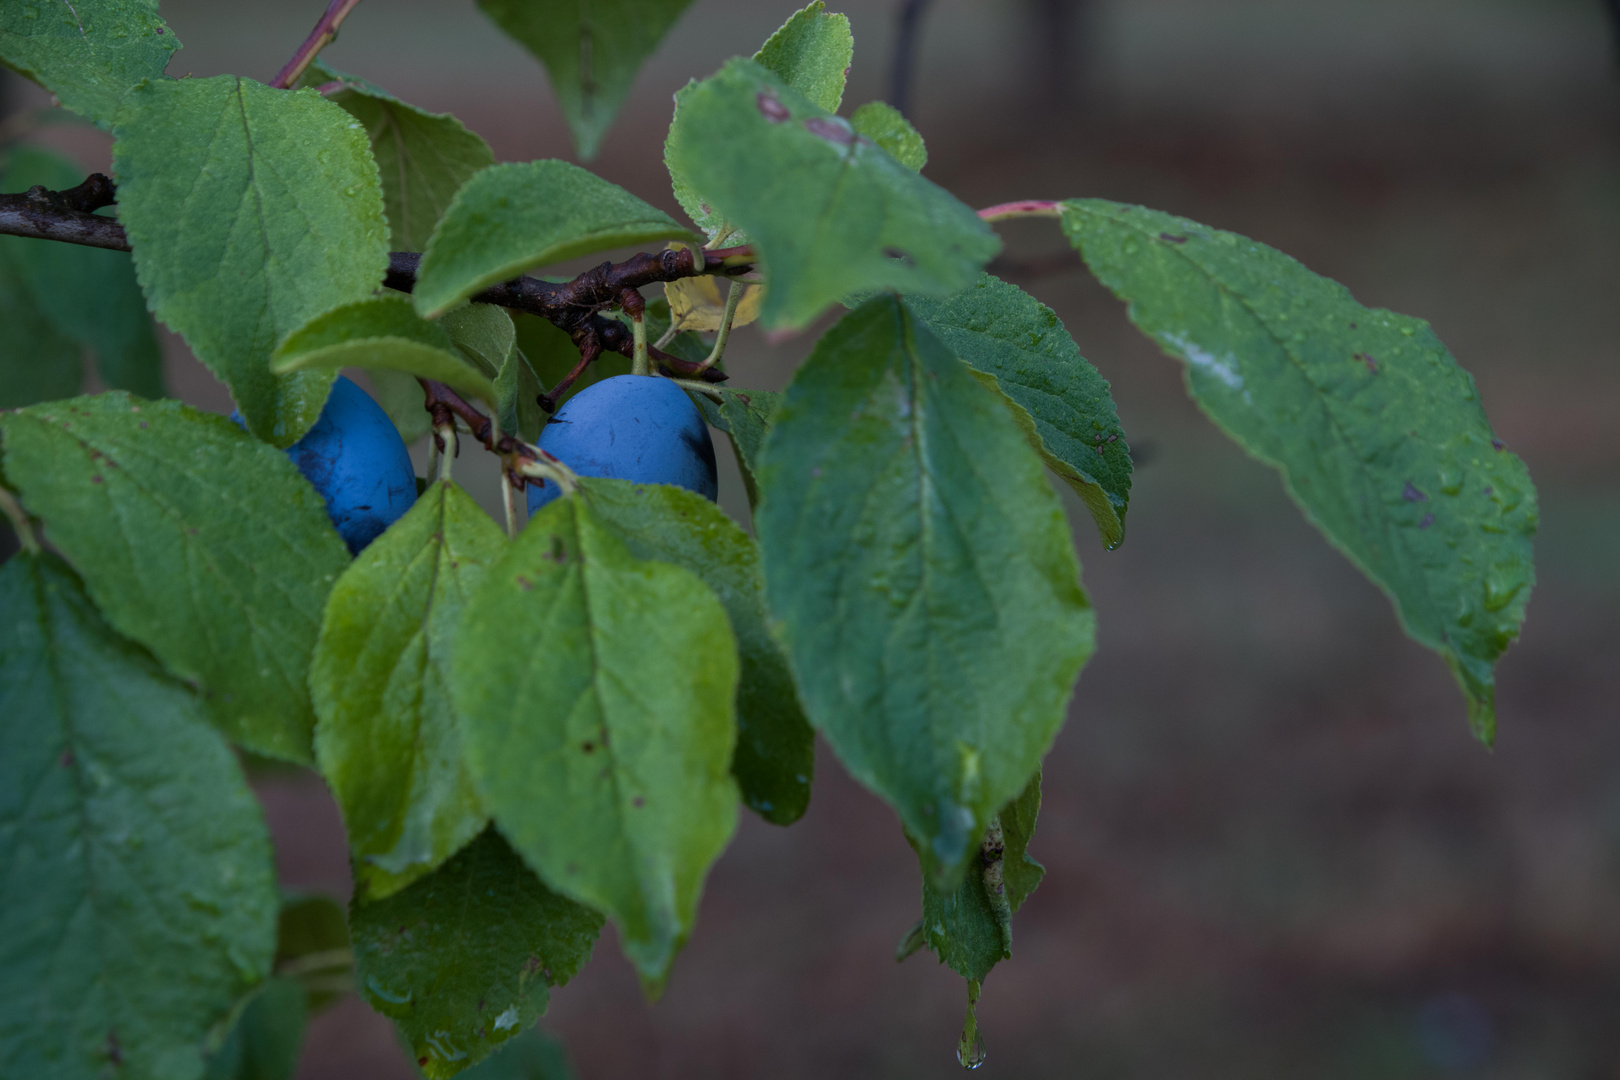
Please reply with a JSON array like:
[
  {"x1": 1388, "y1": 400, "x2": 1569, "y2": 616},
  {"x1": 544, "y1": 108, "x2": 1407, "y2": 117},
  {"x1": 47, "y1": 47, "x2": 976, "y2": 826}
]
[
  {"x1": 958, "y1": 1033, "x2": 988, "y2": 1070},
  {"x1": 956, "y1": 979, "x2": 987, "y2": 1070}
]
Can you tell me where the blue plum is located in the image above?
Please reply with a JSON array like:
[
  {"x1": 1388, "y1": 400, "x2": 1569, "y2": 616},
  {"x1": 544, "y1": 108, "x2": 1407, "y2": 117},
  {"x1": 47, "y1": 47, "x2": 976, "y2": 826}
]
[
  {"x1": 235, "y1": 376, "x2": 417, "y2": 553},
  {"x1": 526, "y1": 374, "x2": 718, "y2": 513}
]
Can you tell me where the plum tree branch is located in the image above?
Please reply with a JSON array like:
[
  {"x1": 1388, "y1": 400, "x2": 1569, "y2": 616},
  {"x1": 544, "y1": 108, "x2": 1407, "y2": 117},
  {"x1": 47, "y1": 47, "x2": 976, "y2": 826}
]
[
  {"x1": 271, "y1": 0, "x2": 366, "y2": 90},
  {"x1": 0, "y1": 173, "x2": 740, "y2": 403}
]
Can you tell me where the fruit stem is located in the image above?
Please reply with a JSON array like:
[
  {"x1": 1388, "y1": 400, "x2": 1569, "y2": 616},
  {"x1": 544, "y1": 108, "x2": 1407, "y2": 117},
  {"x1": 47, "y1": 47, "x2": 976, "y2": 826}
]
[
  {"x1": 0, "y1": 487, "x2": 40, "y2": 554},
  {"x1": 669, "y1": 378, "x2": 724, "y2": 403},
  {"x1": 433, "y1": 423, "x2": 456, "y2": 484},
  {"x1": 692, "y1": 280, "x2": 743, "y2": 376},
  {"x1": 630, "y1": 313, "x2": 650, "y2": 377},
  {"x1": 493, "y1": 413, "x2": 519, "y2": 538}
]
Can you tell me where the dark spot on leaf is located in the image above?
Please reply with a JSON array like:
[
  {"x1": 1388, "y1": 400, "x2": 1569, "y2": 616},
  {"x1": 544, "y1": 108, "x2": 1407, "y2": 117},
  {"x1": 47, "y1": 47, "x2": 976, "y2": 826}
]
[
  {"x1": 106, "y1": 1031, "x2": 123, "y2": 1066},
  {"x1": 1402, "y1": 482, "x2": 1427, "y2": 502},
  {"x1": 1349, "y1": 322, "x2": 1358, "y2": 330},
  {"x1": 1483, "y1": 486, "x2": 1494, "y2": 496},
  {"x1": 1158, "y1": 233, "x2": 1189, "y2": 243},
  {"x1": 516, "y1": 575, "x2": 532, "y2": 591},
  {"x1": 804, "y1": 116, "x2": 855, "y2": 145},
  {"x1": 1492, "y1": 439, "x2": 1505, "y2": 450},
  {"x1": 581, "y1": 741, "x2": 594, "y2": 753},
  {"x1": 1355, "y1": 352, "x2": 1378, "y2": 372},
  {"x1": 419, "y1": 1058, "x2": 430, "y2": 1068},
  {"x1": 524, "y1": 956, "x2": 543, "y2": 975},
  {"x1": 882, "y1": 247, "x2": 915, "y2": 268},
  {"x1": 633, "y1": 796, "x2": 645, "y2": 808},
  {"x1": 756, "y1": 92, "x2": 790, "y2": 122},
  {"x1": 1419, "y1": 513, "x2": 1435, "y2": 530},
  {"x1": 566, "y1": 863, "x2": 578, "y2": 875},
  {"x1": 90, "y1": 476, "x2": 103, "y2": 484}
]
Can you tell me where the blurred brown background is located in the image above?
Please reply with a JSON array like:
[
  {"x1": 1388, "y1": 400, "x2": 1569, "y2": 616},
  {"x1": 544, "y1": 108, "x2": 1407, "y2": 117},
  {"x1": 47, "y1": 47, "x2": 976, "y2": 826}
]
[{"x1": 5, "y1": 0, "x2": 1619, "y2": 1075}]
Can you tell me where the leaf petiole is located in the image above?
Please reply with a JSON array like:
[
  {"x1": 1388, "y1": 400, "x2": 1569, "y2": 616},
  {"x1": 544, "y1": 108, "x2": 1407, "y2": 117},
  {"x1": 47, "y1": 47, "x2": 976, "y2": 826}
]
[{"x1": 0, "y1": 487, "x2": 40, "y2": 554}]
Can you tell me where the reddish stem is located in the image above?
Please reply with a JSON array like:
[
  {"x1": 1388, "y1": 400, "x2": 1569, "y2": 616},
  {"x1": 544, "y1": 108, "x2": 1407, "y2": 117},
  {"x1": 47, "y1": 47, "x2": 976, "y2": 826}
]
[
  {"x1": 978, "y1": 200, "x2": 1063, "y2": 222},
  {"x1": 271, "y1": 0, "x2": 365, "y2": 90}
]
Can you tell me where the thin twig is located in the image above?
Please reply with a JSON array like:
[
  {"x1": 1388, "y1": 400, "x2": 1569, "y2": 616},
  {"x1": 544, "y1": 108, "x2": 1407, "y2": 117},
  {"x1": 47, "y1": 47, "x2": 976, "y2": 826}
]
[
  {"x1": 978, "y1": 200, "x2": 1063, "y2": 222},
  {"x1": 889, "y1": 0, "x2": 933, "y2": 118},
  {"x1": 271, "y1": 0, "x2": 366, "y2": 90}
]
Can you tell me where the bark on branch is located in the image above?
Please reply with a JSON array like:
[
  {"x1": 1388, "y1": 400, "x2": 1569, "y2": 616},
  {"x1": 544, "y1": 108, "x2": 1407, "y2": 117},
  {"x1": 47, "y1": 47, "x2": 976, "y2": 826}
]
[{"x1": 0, "y1": 173, "x2": 746, "y2": 399}]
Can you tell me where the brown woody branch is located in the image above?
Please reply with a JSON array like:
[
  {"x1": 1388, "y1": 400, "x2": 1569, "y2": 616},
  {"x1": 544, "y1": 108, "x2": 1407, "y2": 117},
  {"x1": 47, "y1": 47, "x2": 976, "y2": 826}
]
[{"x1": 0, "y1": 173, "x2": 743, "y2": 413}]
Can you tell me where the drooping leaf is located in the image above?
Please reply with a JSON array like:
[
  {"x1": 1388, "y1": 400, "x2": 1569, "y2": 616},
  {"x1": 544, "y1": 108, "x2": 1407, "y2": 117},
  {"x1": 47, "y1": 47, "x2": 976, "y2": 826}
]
[
  {"x1": 663, "y1": 273, "x2": 763, "y2": 333},
  {"x1": 665, "y1": 58, "x2": 998, "y2": 330},
  {"x1": 441, "y1": 304, "x2": 517, "y2": 378},
  {"x1": 271, "y1": 295, "x2": 497, "y2": 409},
  {"x1": 906, "y1": 273, "x2": 1131, "y2": 548},
  {"x1": 0, "y1": 146, "x2": 165, "y2": 399},
  {"x1": 414, "y1": 161, "x2": 692, "y2": 319},
  {"x1": 305, "y1": 60, "x2": 495, "y2": 251},
  {"x1": 850, "y1": 101, "x2": 926, "y2": 172},
  {"x1": 460, "y1": 1027, "x2": 576, "y2": 1080},
  {"x1": 312, "y1": 482, "x2": 507, "y2": 901},
  {"x1": 581, "y1": 479, "x2": 814, "y2": 826},
  {"x1": 755, "y1": 2, "x2": 854, "y2": 113},
  {"x1": 273, "y1": 894, "x2": 349, "y2": 1014},
  {"x1": 496, "y1": 347, "x2": 548, "y2": 443},
  {"x1": 640, "y1": 295, "x2": 708, "y2": 364},
  {"x1": 112, "y1": 75, "x2": 389, "y2": 446},
  {"x1": 202, "y1": 979, "x2": 307, "y2": 1080},
  {"x1": 0, "y1": 551, "x2": 278, "y2": 1080},
  {"x1": 901, "y1": 769, "x2": 1045, "y2": 983},
  {"x1": 692, "y1": 387, "x2": 780, "y2": 508},
  {"x1": 0, "y1": 0, "x2": 180, "y2": 126},
  {"x1": 668, "y1": 1, "x2": 853, "y2": 242},
  {"x1": 755, "y1": 297, "x2": 1093, "y2": 885},
  {"x1": 1062, "y1": 198, "x2": 1537, "y2": 741},
  {"x1": 349, "y1": 829, "x2": 602, "y2": 1079},
  {"x1": 475, "y1": 0, "x2": 696, "y2": 160},
  {"x1": 0, "y1": 394, "x2": 351, "y2": 761},
  {"x1": 453, "y1": 494, "x2": 740, "y2": 990}
]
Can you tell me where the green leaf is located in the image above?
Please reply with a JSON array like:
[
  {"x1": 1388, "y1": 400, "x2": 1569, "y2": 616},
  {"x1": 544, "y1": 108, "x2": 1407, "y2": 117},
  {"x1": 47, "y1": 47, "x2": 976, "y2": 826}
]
[
  {"x1": 0, "y1": 551, "x2": 278, "y2": 1080},
  {"x1": 1062, "y1": 199, "x2": 1537, "y2": 741},
  {"x1": 692, "y1": 387, "x2": 780, "y2": 509},
  {"x1": 667, "y1": 2, "x2": 852, "y2": 243},
  {"x1": 112, "y1": 75, "x2": 389, "y2": 446},
  {"x1": 202, "y1": 979, "x2": 307, "y2": 1080},
  {"x1": 903, "y1": 769, "x2": 1044, "y2": 983},
  {"x1": 850, "y1": 101, "x2": 927, "y2": 172},
  {"x1": 414, "y1": 160, "x2": 692, "y2": 319},
  {"x1": 0, "y1": 394, "x2": 351, "y2": 761},
  {"x1": 756, "y1": 2, "x2": 853, "y2": 112},
  {"x1": 442, "y1": 303, "x2": 518, "y2": 378},
  {"x1": 453, "y1": 494, "x2": 740, "y2": 990},
  {"x1": 271, "y1": 295, "x2": 497, "y2": 409},
  {"x1": 496, "y1": 347, "x2": 547, "y2": 443},
  {"x1": 0, "y1": 0, "x2": 180, "y2": 126},
  {"x1": 350, "y1": 829, "x2": 602, "y2": 1079},
  {"x1": 475, "y1": 0, "x2": 696, "y2": 160},
  {"x1": 906, "y1": 273, "x2": 1131, "y2": 548},
  {"x1": 664, "y1": 58, "x2": 999, "y2": 330},
  {"x1": 459, "y1": 1028, "x2": 575, "y2": 1080},
  {"x1": 0, "y1": 146, "x2": 165, "y2": 399},
  {"x1": 580, "y1": 478, "x2": 813, "y2": 826},
  {"x1": 754, "y1": 297, "x2": 1094, "y2": 885},
  {"x1": 305, "y1": 60, "x2": 496, "y2": 251},
  {"x1": 312, "y1": 482, "x2": 507, "y2": 901}
]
